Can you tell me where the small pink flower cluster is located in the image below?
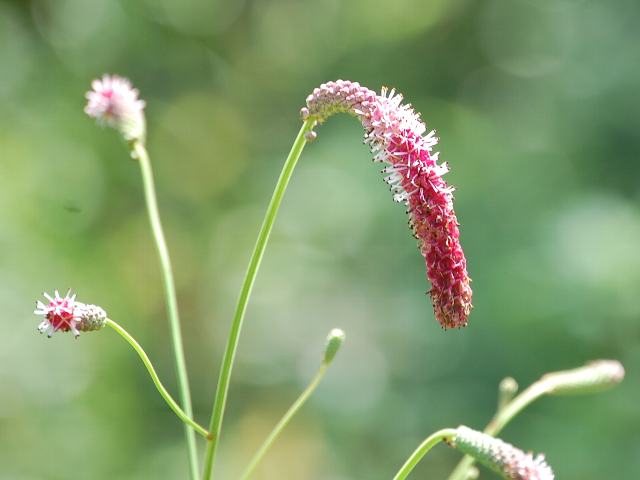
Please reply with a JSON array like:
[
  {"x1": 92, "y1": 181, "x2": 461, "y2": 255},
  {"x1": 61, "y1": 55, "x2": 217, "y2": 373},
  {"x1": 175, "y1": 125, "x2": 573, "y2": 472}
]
[
  {"x1": 34, "y1": 290, "x2": 107, "y2": 338},
  {"x1": 303, "y1": 80, "x2": 472, "y2": 328},
  {"x1": 85, "y1": 74, "x2": 146, "y2": 141}
]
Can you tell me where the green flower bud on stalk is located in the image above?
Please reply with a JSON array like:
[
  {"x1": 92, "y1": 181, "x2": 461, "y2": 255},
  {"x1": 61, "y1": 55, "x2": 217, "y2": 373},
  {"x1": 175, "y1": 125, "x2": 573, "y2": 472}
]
[
  {"x1": 323, "y1": 328, "x2": 346, "y2": 364},
  {"x1": 542, "y1": 360, "x2": 625, "y2": 396},
  {"x1": 498, "y1": 377, "x2": 519, "y2": 411}
]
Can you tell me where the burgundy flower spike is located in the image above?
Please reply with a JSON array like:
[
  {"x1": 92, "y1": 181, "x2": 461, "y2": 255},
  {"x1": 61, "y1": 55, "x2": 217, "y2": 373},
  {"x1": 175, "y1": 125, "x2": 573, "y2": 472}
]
[{"x1": 303, "y1": 80, "x2": 472, "y2": 328}]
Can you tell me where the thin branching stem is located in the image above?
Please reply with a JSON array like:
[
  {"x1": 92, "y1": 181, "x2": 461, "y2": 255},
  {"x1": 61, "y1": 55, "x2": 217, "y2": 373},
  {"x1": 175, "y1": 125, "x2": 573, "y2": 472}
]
[
  {"x1": 201, "y1": 119, "x2": 315, "y2": 480},
  {"x1": 106, "y1": 319, "x2": 211, "y2": 440},
  {"x1": 393, "y1": 428, "x2": 458, "y2": 480},
  {"x1": 133, "y1": 141, "x2": 199, "y2": 479},
  {"x1": 240, "y1": 363, "x2": 329, "y2": 480}
]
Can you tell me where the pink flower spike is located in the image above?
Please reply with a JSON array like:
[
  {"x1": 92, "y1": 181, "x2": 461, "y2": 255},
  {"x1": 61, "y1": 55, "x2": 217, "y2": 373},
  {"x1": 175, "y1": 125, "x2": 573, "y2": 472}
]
[
  {"x1": 34, "y1": 290, "x2": 107, "y2": 338},
  {"x1": 85, "y1": 74, "x2": 146, "y2": 142},
  {"x1": 305, "y1": 80, "x2": 473, "y2": 328}
]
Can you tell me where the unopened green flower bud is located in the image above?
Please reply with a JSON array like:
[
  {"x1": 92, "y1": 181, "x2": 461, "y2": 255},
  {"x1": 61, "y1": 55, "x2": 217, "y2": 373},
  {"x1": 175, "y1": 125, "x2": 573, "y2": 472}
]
[
  {"x1": 76, "y1": 302, "x2": 108, "y2": 332},
  {"x1": 541, "y1": 360, "x2": 625, "y2": 396},
  {"x1": 323, "y1": 328, "x2": 346, "y2": 364},
  {"x1": 450, "y1": 426, "x2": 554, "y2": 480},
  {"x1": 498, "y1": 377, "x2": 519, "y2": 411}
]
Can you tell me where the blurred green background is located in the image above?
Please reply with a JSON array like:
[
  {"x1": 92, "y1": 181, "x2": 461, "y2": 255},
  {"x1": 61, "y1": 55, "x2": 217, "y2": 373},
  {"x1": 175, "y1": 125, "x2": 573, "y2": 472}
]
[{"x1": 1, "y1": 0, "x2": 638, "y2": 478}]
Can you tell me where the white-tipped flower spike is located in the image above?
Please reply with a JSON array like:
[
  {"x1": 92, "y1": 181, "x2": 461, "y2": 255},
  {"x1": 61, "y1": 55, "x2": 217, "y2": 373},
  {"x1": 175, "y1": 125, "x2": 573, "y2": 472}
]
[
  {"x1": 451, "y1": 426, "x2": 554, "y2": 480},
  {"x1": 323, "y1": 328, "x2": 346, "y2": 364},
  {"x1": 541, "y1": 360, "x2": 625, "y2": 396},
  {"x1": 85, "y1": 74, "x2": 146, "y2": 142},
  {"x1": 304, "y1": 80, "x2": 472, "y2": 329},
  {"x1": 34, "y1": 290, "x2": 107, "y2": 338}
]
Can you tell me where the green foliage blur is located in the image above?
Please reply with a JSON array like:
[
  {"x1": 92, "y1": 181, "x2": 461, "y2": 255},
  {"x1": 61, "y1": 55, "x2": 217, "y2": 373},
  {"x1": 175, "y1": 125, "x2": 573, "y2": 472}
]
[{"x1": 1, "y1": 0, "x2": 638, "y2": 478}]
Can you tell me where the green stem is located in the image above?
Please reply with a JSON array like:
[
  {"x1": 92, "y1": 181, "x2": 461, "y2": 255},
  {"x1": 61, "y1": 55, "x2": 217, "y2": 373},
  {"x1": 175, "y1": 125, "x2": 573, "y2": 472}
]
[
  {"x1": 393, "y1": 428, "x2": 458, "y2": 480},
  {"x1": 446, "y1": 382, "x2": 549, "y2": 480},
  {"x1": 240, "y1": 362, "x2": 329, "y2": 480},
  {"x1": 201, "y1": 119, "x2": 315, "y2": 480},
  {"x1": 105, "y1": 319, "x2": 211, "y2": 440},
  {"x1": 133, "y1": 141, "x2": 199, "y2": 479}
]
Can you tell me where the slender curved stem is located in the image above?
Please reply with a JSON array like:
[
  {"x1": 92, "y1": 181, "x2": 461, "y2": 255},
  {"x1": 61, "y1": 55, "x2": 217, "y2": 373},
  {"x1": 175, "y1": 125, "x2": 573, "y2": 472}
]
[
  {"x1": 393, "y1": 428, "x2": 458, "y2": 480},
  {"x1": 485, "y1": 382, "x2": 548, "y2": 435},
  {"x1": 105, "y1": 319, "x2": 211, "y2": 439},
  {"x1": 240, "y1": 363, "x2": 328, "y2": 480},
  {"x1": 446, "y1": 383, "x2": 549, "y2": 480},
  {"x1": 132, "y1": 141, "x2": 199, "y2": 479},
  {"x1": 202, "y1": 119, "x2": 315, "y2": 480}
]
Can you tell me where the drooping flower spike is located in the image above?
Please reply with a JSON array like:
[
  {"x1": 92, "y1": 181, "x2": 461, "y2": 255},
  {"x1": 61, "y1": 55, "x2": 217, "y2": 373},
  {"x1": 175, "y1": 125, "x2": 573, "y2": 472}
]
[
  {"x1": 34, "y1": 290, "x2": 107, "y2": 338},
  {"x1": 85, "y1": 74, "x2": 146, "y2": 142},
  {"x1": 303, "y1": 80, "x2": 472, "y2": 328}
]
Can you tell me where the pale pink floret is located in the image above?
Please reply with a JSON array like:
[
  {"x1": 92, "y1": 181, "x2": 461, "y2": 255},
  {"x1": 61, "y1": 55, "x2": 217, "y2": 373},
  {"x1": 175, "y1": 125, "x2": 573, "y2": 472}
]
[
  {"x1": 85, "y1": 74, "x2": 146, "y2": 141},
  {"x1": 304, "y1": 80, "x2": 472, "y2": 328}
]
